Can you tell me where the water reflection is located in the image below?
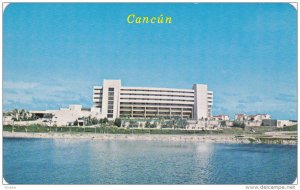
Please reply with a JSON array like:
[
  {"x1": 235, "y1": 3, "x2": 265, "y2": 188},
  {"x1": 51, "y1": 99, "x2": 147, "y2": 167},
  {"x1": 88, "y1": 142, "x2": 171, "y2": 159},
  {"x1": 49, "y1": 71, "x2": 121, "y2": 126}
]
[{"x1": 3, "y1": 138, "x2": 297, "y2": 184}]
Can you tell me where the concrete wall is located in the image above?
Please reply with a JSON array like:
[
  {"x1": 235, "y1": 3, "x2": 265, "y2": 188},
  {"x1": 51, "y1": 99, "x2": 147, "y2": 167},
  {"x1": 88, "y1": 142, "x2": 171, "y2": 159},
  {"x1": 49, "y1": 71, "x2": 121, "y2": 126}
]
[
  {"x1": 93, "y1": 86, "x2": 103, "y2": 110},
  {"x1": 193, "y1": 84, "x2": 208, "y2": 120},
  {"x1": 261, "y1": 119, "x2": 277, "y2": 127},
  {"x1": 276, "y1": 120, "x2": 297, "y2": 128},
  {"x1": 29, "y1": 105, "x2": 103, "y2": 126},
  {"x1": 245, "y1": 121, "x2": 263, "y2": 127},
  {"x1": 101, "y1": 79, "x2": 121, "y2": 120}
]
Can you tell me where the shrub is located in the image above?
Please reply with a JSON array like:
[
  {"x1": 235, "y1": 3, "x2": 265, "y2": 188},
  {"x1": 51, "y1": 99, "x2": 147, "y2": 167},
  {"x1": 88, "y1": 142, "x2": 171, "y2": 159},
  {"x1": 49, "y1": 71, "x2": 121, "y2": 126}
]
[
  {"x1": 114, "y1": 118, "x2": 122, "y2": 127},
  {"x1": 232, "y1": 121, "x2": 246, "y2": 129}
]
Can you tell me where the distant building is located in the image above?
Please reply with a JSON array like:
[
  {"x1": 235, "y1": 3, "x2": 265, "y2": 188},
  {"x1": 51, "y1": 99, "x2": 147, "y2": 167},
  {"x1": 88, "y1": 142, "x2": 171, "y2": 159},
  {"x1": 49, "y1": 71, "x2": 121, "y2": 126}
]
[
  {"x1": 276, "y1": 120, "x2": 297, "y2": 128},
  {"x1": 3, "y1": 115, "x2": 13, "y2": 125},
  {"x1": 212, "y1": 115, "x2": 230, "y2": 121},
  {"x1": 186, "y1": 120, "x2": 220, "y2": 130},
  {"x1": 235, "y1": 114, "x2": 248, "y2": 121},
  {"x1": 235, "y1": 114, "x2": 271, "y2": 122},
  {"x1": 93, "y1": 80, "x2": 213, "y2": 120},
  {"x1": 248, "y1": 114, "x2": 271, "y2": 121}
]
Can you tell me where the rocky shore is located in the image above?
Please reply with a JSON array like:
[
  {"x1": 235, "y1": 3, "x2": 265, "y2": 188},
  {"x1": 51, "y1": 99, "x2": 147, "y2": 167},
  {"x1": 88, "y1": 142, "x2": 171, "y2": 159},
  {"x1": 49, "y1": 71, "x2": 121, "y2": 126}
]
[{"x1": 3, "y1": 131, "x2": 297, "y2": 145}]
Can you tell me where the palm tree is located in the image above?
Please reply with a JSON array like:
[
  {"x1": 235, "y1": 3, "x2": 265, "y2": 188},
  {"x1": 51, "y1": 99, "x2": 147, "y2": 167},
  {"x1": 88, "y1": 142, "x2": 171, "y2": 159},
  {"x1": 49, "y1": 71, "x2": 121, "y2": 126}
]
[
  {"x1": 19, "y1": 109, "x2": 26, "y2": 120},
  {"x1": 24, "y1": 110, "x2": 30, "y2": 120},
  {"x1": 11, "y1": 109, "x2": 19, "y2": 121}
]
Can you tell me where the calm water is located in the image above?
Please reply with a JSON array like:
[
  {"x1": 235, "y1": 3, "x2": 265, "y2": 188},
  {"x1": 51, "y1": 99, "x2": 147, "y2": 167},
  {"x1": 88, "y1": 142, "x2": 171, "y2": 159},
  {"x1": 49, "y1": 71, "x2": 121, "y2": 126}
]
[{"x1": 3, "y1": 137, "x2": 297, "y2": 184}]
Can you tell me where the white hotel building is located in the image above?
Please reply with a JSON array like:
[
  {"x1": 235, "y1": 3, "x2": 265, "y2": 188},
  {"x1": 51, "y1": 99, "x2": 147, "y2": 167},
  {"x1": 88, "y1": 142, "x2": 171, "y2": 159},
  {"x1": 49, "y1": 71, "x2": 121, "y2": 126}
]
[{"x1": 93, "y1": 80, "x2": 213, "y2": 120}]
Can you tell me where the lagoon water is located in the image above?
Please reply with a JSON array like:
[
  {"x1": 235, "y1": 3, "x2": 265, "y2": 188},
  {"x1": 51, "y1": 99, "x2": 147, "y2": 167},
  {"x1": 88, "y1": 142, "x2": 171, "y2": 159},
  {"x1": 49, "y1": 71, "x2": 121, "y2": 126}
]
[{"x1": 3, "y1": 138, "x2": 297, "y2": 184}]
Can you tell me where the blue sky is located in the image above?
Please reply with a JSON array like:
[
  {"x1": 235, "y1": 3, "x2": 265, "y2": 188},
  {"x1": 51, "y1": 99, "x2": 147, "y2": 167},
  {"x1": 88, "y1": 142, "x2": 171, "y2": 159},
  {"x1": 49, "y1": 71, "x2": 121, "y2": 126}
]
[{"x1": 3, "y1": 3, "x2": 297, "y2": 119}]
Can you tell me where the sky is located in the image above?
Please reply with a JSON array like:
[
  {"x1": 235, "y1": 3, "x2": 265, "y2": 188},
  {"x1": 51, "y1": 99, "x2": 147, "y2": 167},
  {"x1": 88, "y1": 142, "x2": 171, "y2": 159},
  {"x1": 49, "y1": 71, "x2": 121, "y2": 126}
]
[{"x1": 3, "y1": 3, "x2": 297, "y2": 120}]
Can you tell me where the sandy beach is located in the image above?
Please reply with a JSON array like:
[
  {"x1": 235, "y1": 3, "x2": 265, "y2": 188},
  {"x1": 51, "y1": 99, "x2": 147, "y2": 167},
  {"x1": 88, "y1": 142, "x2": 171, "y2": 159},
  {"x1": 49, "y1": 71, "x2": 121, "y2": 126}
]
[{"x1": 3, "y1": 131, "x2": 297, "y2": 145}]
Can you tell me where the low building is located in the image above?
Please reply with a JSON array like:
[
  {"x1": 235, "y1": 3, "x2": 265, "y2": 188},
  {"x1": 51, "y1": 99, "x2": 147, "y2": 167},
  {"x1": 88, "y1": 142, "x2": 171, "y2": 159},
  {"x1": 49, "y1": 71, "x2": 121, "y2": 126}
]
[
  {"x1": 276, "y1": 120, "x2": 297, "y2": 128},
  {"x1": 212, "y1": 115, "x2": 230, "y2": 121},
  {"x1": 30, "y1": 105, "x2": 103, "y2": 126},
  {"x1": 235, "y1": 113, "x2": 271, "y2": 122},
  {"x1": 248, "y1": 114, "x2": 271, "y2": 121},
  {"x1": 3, "y1": 116, "x2": 14, "y2": 125},
  {"x1": 235, "y1": 114, "x2": 248, "y2": 121}
]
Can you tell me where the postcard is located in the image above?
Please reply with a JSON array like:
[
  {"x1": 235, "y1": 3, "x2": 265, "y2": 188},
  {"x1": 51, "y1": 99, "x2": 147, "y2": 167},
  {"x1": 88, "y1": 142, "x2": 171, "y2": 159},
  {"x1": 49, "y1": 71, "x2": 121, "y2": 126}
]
[{"x1": 2, "y1": 2, "x2": 298, "y2": 187}]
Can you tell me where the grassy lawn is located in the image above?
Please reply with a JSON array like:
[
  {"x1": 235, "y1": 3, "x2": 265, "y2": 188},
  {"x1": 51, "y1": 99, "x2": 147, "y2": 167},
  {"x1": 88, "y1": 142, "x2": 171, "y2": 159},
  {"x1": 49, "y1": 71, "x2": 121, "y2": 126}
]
[
  {"x1": 3, "y1": 124, "x2": 297, "y2": 136},
  {"x1": 3, "y1": 125, "x2": 224, "y2": 135}
]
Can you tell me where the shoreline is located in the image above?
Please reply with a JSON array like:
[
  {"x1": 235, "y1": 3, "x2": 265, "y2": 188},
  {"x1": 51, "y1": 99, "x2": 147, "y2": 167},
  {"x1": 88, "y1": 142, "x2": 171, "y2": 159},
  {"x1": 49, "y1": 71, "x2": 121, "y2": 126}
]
[{"x1": 3, "y1": 131, "x2": 297, "y2": 145}]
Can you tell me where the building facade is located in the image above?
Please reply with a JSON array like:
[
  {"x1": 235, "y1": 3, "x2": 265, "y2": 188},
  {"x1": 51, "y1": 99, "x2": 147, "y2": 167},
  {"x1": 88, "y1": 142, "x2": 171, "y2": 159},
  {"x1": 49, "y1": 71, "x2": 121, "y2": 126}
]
[
  {"x1": 93, "y1": 80, "x2": 213, "y2": 120},
  {"x1": 212, "y1": 115, "x2": 230, "y2": 121},
  {"x1": 30, "y1": 105, "x2": 103, "y2": 126},
  {"x1": 235, "y1": 114, "x2": 271, "y2": 121}
]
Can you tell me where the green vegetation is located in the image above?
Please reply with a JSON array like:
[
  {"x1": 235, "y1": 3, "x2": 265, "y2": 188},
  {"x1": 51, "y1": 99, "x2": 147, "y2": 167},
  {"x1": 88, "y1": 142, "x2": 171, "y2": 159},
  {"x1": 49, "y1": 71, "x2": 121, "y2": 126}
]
[
  {"x1": 4, "y1": 124, "x2": 295, "y2": 135},
  {"x1": 114, "y1": 118, "x2": 122, "y2": 127},
  {"x1": 145, "y1": 121, "x2": 151, "y2": 128},
  {"x1": 4, "y1": 109, "x2": 38, "y2": 121},
  {"x1": 3, "y1": 124, "x2": 224, "y2": 135},
  {"x1": 244, "y1": 126, "x2": 276, "y2": 134},
  {"x1": 232, "y1": 121, "x2": 246, "y2": 129},
  {"x1": 222, "y1": 128, "x2": 245, "y2": 135},
  {"x1": 3, "y1": 124, "x2": 297, "y2": 145},
  {"x1": 222, "y1": 126, "x2": 279, "y2": 136},
  {"x1": 75, "y1": 117, "x2": 109, "y2": 126},
  {"x1": 120, "y1": 117, "x2": 188, "y2": 129}
]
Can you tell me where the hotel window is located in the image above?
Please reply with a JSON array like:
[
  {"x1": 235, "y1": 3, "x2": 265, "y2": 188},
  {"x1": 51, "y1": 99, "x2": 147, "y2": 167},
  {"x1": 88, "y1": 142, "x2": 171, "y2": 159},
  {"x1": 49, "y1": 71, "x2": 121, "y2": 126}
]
[
  {"x1": 108, "y1": 88, "x2": 114, "y2": 92},
  {"x1": 108, "y1": 105, "x2": 114, "y2": 109},
  {"x1": 107, "y1": 114, "x2": 113, "y2": 118},
  {"x1": 108, "y1": 92, "x2": 114, "y2": 96},
  {"x1": 108, "y1": 110, "x2": 113, "y2": 113}
]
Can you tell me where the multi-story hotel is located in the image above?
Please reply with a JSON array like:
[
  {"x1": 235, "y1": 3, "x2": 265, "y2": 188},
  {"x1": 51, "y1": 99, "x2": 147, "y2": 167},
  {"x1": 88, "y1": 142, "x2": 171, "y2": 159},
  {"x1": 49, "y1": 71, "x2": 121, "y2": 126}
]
[{"x1": 93, "y1": 80, "x2": 213, "y2": 120}]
